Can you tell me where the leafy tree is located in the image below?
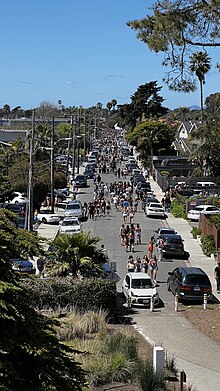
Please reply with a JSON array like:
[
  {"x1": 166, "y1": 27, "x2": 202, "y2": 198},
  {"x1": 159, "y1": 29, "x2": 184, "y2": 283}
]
[
  {"x1": 35, "y1": 101, "x2": 58, "y2": 122},
  {"x1": 189, "y1": 118, "x2": 220, "y2": 177},
  {"x1": 0, "y1": 209, "x2": 86, "y2": 390},
  {"x1": 106, "y1": 101, "x2": 113, "y2": 112},
  {"x1": 126, "y1": 120, "x2": 176, "y2": 164},
  {"x1": 189, "y1": 52, "x2": 211, "y2": 124},
  {"x1": 118, "y1": 82, "x2": 168, "y2": 130},
  {"x1": 205, "y1": 92, "x2": 220, "y2": 120},
  {"x1": 2, "y1": 104, "x2": 11, "y2": 120},
  {"x1": 48, "y1": 232, "x2": 106, "y2": 277},
  {"x1": 111, "y1": 99, "x2": 117, "y2": 110},
  {"x1": 175, "y1": 106, "x2": 191, "y2": 122},
  {"x1": 127, "y1": 0, "x2": 220, "y2": 91}
]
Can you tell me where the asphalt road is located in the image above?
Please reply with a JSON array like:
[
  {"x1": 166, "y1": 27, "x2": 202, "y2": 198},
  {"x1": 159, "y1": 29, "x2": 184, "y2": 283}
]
[{"x1": 75, "y1": 171, "x2": 220, "y2": 391}]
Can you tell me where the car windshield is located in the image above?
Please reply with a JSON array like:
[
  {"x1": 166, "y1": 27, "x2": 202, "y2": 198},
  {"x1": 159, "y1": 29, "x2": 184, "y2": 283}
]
[
  {"x1": 166, "y1": 238, "x2": 182, "y2": 244},
  {"x1": 185, "y1": 275, "x2": 210, "y2": 285},
  {"x1": 160, "y1": 229, "x2": 174, "y2": 235},
  {"x1": 62, "y1": 220, "x2": 79, "y2": 226},
  {"x1": 66, "y1": 204, "x2": 80, "y2": 210},
  {"x1": 150, "y1": 203, "x2": 162, "y2": 208},
  {"x1": 131, "y1": 279, "x2": 153, "y2": 289}
]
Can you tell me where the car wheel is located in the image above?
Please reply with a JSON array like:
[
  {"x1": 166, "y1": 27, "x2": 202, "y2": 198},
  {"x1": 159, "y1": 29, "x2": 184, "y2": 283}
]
[{"x1": 42, "y1": 217, "x2": 47, "y2": 224}]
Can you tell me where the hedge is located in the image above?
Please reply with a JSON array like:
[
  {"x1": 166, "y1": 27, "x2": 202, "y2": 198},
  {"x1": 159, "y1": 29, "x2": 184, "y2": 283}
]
[{"x1": 21, "y1": 277, "x2": 117, "y2": 314}]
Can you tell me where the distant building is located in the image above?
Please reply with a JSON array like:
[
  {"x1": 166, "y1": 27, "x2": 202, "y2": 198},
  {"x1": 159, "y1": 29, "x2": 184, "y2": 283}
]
[
  {"x1": 0, "y1": 129, "x2": 27, "y2": 144},
  {"x1": 177, "y1": 121, "x2": 199, "y2": 139}
]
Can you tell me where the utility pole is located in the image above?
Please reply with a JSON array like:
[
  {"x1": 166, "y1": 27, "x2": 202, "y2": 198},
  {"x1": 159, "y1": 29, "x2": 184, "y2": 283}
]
[
  {"x1": 27, "y1": 109, "x2": 35, "y2": 231},
  {"x1": 72, "y1": 115, "x2": 76, "y2": 178},
  {"x1": 83, "y1": 109, "x2": 86, "y2": 162},
  {"x1": 51, "y1": 116, "x2": 55, "y2": 213}
]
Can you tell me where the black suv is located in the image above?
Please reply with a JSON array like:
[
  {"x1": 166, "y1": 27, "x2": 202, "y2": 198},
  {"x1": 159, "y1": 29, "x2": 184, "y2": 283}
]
[
  {"x1": 167, "y1": 267, "x2": 212, "y2": 302},
  {"x1": 161, "y1": 233, "x2": 185, "y2": 258}
]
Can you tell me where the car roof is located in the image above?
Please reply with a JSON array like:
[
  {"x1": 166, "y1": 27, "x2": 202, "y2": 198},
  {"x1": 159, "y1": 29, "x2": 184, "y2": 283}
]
[
  {"x1": 126, "y1": 272, "x2": 151, "y2": 279},
  {"x1": 178, "y1": 267, "x2": 207, "y2": 276},
  {"x1": 157, "y1": 228, "x2": 175, "y2": 233},
  {"x1": 67, "y1": 200, "x2": 81, "y2": 204},
  {"x1": 63, "y1": 217, "x2": 79, "y2": 221}
]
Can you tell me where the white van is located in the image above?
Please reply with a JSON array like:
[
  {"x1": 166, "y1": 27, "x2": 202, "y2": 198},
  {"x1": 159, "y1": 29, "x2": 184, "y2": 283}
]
[{"x1": 196, "y1": 181, "x2": 216, "y2": 188}]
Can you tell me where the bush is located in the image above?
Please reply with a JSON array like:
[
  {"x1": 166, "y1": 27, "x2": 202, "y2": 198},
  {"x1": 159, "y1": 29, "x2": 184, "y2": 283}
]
[
  {"x1": 200, "y1": 234, "x2": 216, "y2": 257},
  {"x1": 21, "y1": 277, "x2": 117, "y2": 314},
  {"x1": 208, "y1": 214, "x2": 220, "y2": 230},
  {"x1": 191, "y1": 227, "x2": 201, "y2": 239},
  {"x1": 171, "y1": 199, "x2": 186, "y2": 219},
  {"x1": 160, "y1": 171, "x2": 170, "y2": 176},
  {"x1": 137, "y1": 360, "x2": 165, "y2": 391}
]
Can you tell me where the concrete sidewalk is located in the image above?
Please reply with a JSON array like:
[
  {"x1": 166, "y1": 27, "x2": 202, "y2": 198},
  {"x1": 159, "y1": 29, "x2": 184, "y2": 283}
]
[{"x1": 149, "y1": 177, "x2": 219, "y2": 298}]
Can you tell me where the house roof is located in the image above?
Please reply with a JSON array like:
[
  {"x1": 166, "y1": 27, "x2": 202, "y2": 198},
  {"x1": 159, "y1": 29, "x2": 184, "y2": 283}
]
[{"x1": 0, "y1": 129, "x2": 27, "y2": 143}]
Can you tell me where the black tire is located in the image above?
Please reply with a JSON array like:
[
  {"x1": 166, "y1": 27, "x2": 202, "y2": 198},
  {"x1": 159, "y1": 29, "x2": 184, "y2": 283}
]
[{"x1": 42, "y1": 217, "x2": 47, "y2": 224}]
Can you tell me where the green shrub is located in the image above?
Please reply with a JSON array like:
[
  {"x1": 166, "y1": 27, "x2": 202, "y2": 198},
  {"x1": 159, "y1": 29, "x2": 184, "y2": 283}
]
[
  {"x1": 191, "y1": 227, "x2": 201, "y2": 239},
  {"x1": 208, "y1": 214, "x2": 220, "y2": 230},
  {"x1": 21, "y1": 277, "x2": 117, "y2": 314},
  {"x1": 200, "y1": 235, "x2": 216, "y2": 257},
  {"x1": 137, "y1": 360, "x2": 165, "y2": 391},
  {"x1": 160, "y1": 170, "x2": 170, "y2": 176},
  {"x1": 104, "y1": 329, "x2": 138, "y2": 361},
  {"x1": 171, "y1": 199, "x2": 186, "y2": 219}
]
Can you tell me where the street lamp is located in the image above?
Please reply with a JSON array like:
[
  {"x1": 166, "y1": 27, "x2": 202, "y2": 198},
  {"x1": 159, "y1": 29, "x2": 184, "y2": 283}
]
[{"x1": 76, "y1": 134, "x2": 85, "y2": 174}]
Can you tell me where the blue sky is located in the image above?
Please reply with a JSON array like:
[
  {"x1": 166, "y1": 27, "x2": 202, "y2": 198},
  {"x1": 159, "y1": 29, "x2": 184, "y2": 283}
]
[{"x1": 0, "y1": 0, "x2": 219, "y2": 111}]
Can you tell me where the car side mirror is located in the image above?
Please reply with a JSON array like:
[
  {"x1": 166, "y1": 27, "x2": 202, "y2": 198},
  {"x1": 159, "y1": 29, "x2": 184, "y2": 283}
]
[{"x1": 168, "y1": 271, "x2": 173, "y2": 275}]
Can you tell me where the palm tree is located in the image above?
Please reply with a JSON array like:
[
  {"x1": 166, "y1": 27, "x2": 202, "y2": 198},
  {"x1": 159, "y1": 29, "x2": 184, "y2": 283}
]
[
  {"x1": 48, "y1": 232, "x2": 105, "y2": 277},
  {"x1": 111, "y1": 99, "x2": 117, "y2": 110},
  {"x1": 189, "y1": 52, "x2": 211, "y2": 125},
  {"x1": 106, "y1": 102, "x2": 113, "y2": 112},
  {"x1": 176, "y1": 106, "x2": 190, "y2": 122}
]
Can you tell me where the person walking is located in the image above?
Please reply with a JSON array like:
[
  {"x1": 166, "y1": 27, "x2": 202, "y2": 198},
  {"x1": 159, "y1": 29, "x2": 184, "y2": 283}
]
[
  {"x1": 141, "y1": 255, "x2": 149, "y2": 273},
  {"x1": 119, "y1": 224, "x2": 126, "y2": 246},
  {"x1": 135, "y1": 256, "x2": 141, "y2": 272},
  {"x1": 214, "y1": 262, "x2": 220, "y2": 293},
  {"x1": 129, "y1": 228, "x2": 135, "y2": 253},
  {"x1": 149, "y1": 255, "x2": 158, "y2": 283},
  {"x1": 129, "y1": 207, "x2": 134, "y2": 224},
  {"x1": 148, "y1": 236, "x2": 154, "y2": 258},
  {"x1": 135, "y1": 223, "x2": 142, "y2": 245},
  {"x1": 157, "y1": 237, "x2": 164, "y2": 262},
  {"x1": 127, "y1": 255, "x2": 135, "y2": 272},
  {"x1": 106, "y1": 201, "x2": 111, "y2": 216},
  {"x1": 122, "y1": 208, "x2": 128, "y2": 223}
]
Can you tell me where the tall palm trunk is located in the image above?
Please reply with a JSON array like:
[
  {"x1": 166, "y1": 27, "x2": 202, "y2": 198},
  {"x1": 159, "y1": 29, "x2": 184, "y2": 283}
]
[{"x1": 200, "y1": 79, "x2": 204, "y2": 125}]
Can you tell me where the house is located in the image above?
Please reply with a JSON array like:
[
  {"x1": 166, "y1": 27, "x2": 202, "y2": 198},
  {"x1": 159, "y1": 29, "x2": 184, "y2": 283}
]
[
  {"x1": 177, "y1": 121, "x2": 199, "y2": 139},
  {"x1": 0, "y1": 129, "x2": 27, "y2": 144}
]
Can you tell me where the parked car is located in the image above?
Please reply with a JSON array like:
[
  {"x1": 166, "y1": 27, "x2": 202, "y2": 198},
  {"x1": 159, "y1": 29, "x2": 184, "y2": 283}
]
[
  {"x1": 10, "y1": 192, "x2": 28, "y2": 204},
  {"x1": 37, "y1": 209, "x2": 61, "y2": 224},
  {"x1": 83, "y1": 168, "x2": 94, "y2": 179},
  {"x1": 59, "y1": 217, "x2": 82, "y2": 234},
  {"x1": 11, "y1": 258, "x2": 36, "y2": 274},
  {"x1": 64, "y1": 200, "x2": 85, "y2": 220},
  {"x1": 146, "y1": 202, "x2": 165, "y2": 218},
  {"x1": 74, "y1": 175, "x2": 88, "y2": 187},
  {"x1": 187, "y1": 204, "x2": 220, "y2": 221},
  {"x1": 122, "y1": 272, "x2": 159, "y2": 307},
  {"x1": 160, "y1": 233, "x2": 185, "y2": 258},
  {"x1": 167, "y1": 266, "x2": 212, "y2": 302},
  {"x1": 3, "y1": 203, "x2": 24, "y2": 215},
  {"x1": 154, "y1": 227, "x2": 177, "y2": 242}
]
